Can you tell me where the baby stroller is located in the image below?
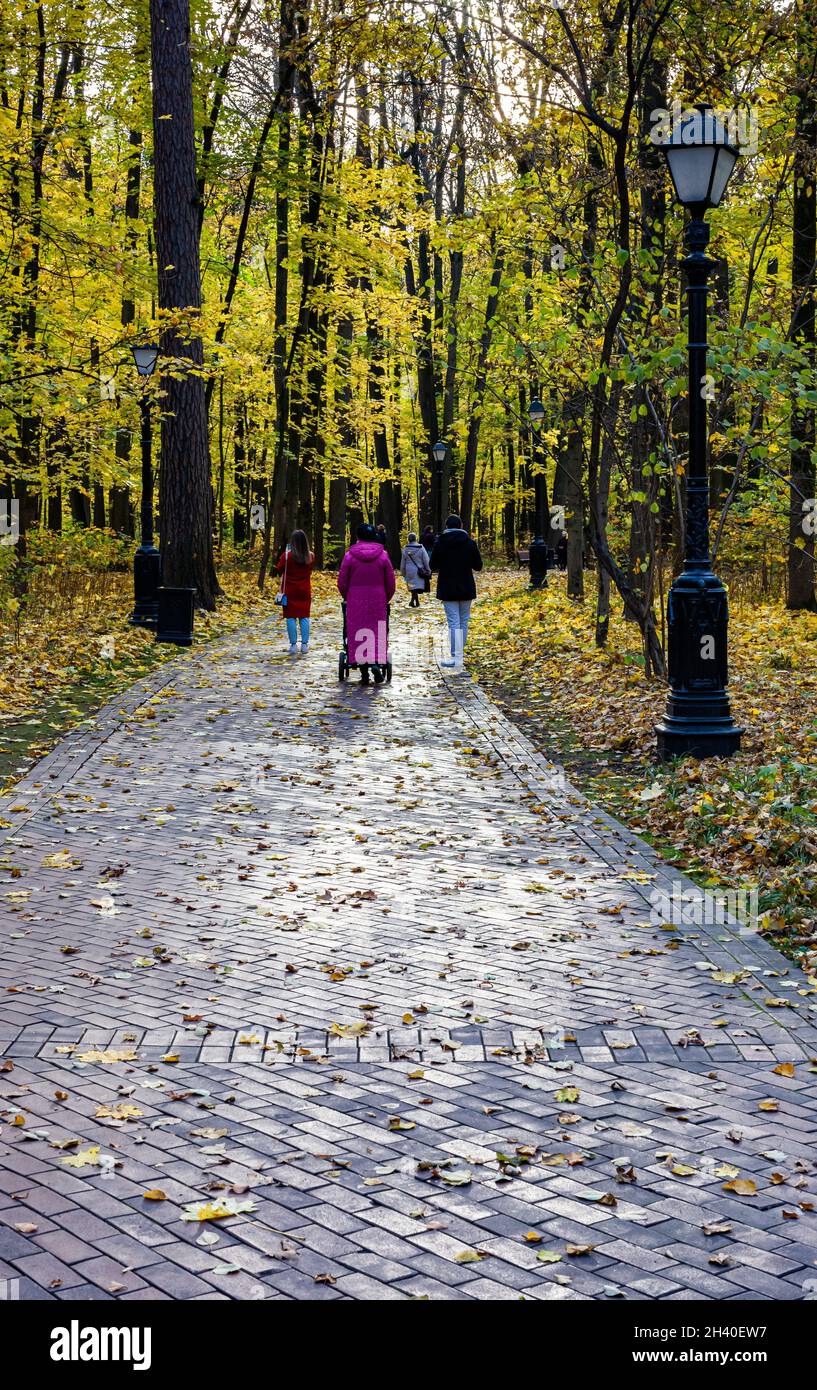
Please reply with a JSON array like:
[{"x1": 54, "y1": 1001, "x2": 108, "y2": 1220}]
[{"x1": 338, "y1": 601, "x2": 393, "y2": 683}]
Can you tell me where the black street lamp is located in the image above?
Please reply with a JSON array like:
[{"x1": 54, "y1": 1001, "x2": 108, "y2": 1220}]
[
  {"x1": 528, "y1": 398, "x2": 549, "y2": 588},
  {"x1": 655, "y1": 106, "x2": 742, "y2": 759},
  {"x1": 432, "y1": 439, "x2": 448, "y2": 529},
  {"x1": 528, "y1": 397, "x2": 546, "y2": 430},
  {"x1": 129, "y1": 342, "x2": 161, "y2": 628}
]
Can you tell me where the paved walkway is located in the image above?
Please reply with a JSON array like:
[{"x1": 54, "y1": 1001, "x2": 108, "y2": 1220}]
[{"x1": 1, "y1": 592, "x2": 816, "y2": 1301}]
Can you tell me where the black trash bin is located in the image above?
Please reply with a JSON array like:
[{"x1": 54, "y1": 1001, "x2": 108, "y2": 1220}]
[{"x1": 156, "y1": 587, "x2": 196, "y2": 646}]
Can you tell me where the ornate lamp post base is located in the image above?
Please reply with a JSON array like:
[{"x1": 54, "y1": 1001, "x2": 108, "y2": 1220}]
[
  {"x1": 656, "y1": 705, "x2": 743, "y2": 759},
  {"x1": 655, "y1": 569, "x2": 742, "y2": 759},
  {"x1": 130, "y1": 544, "x2": 161, "y2": 628}
]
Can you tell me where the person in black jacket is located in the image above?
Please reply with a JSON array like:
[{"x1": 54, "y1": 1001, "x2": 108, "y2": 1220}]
[
  {"x1": 420, "y1": 526, "x2": 437, "y2": 590},
  {"x1": 429, "y1": 514, "x2": 483, "y2": 670}
]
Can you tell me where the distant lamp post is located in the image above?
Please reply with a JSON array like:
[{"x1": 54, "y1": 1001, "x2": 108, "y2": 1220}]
[
  {"x1": 655, "y1": 106, "x2": 742, "y2": 759},
  {"x1": 129, "y1": 341, "x2": 161, "y2": 628},
  {"x1": 432, "y1": 440, "x2": 448, "y2": 527},
  {"x1": 131, "y1": 344, "x2": 160, "y2": 378},
  {"x1": 528, "y1": 398, "x2": 548, "y2": 588},
  {"x1": 528, "y1": 397, "x2": 546, "y2": 430}
]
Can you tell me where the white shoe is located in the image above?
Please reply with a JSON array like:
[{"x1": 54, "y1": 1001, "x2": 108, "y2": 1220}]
[
  {"x1": 299, "y1": 644, "x2": 309, "y2": 655},
  {"x1": 440, "y1": 658, "x2": 457, "y2": 668},
  {"x1": 288, "y1": 644, "x2": 298, "y2": 655}
]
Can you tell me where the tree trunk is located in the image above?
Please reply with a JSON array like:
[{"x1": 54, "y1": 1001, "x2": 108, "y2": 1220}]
[
  {"x1": 442, "y1": 21, "x2": 467, "y2": 516},
  {"x1": 709, "y1": 254, "x2": 737, "y2": 509},
  {"x1": 9, "y1": 10, "x2": 70, "y2": 589},
  {"x1": 149, "y1": 0, "x2": 218, "y2": 607},
  {"x1": 460, "y1": 238, "x2": 504, "y2": 530},
  {"x1": 327, "y1": 309, "x2": 354, "y2": 566},
  {"x1": 594, "y1": 381, "x2": 622, "y2": 644},
  {"x1": 327, "y1": 477, "x2": 346, "y2": 567},
  {"x1": 564, "y1": 392, "x2": 585, "y2": 600},
  {"x1": 271, "y1": 17, "x2": 292, "y2": 550},
  {"x1": 353, "y1": 73, "x2": 395, "y2": 548},
  {"x1": 626, "y1": 54, "x2": 666, "y2": 616},
  {"x1": 788, "y1": 0, "x2": 817, "y2": 610},
  {"x1": 111, "y1": 119, "x2": 142, "y2": 536},
  {"x1": 504, "y1": 402, "x2": 516, "y2": 559},
  {"x1": 233, "y1": 402, "x2": 248, "y2": 543}
]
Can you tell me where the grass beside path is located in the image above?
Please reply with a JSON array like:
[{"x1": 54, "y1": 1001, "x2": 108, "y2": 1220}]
[{"x1": 468, "y1": 568, "x2": 817, "y2": 973}]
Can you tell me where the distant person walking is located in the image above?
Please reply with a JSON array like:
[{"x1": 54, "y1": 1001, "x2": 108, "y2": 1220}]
[
  {"x1": 338, "y1": 524, "x2": 396, "y2": 684},
  {"x1": 400, "y1": 533, "x2": 431, "y2": 608},
  {"x1": 430, "y1": 514, "x2": 483, "y2": 670},
  {"x1": 420, "y1": 526, "x2": 437, "y2": 593},
  {"x1": 375, "y1": 523, "x2": 389, "y2": 551},
  {"x1": 275, "y1": 529, "x2": 314, "y2": 655}
]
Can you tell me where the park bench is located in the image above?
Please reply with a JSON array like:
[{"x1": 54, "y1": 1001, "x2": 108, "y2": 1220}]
[{"x1": 516, "y1": 547, "x2": 530, "y2": 568}]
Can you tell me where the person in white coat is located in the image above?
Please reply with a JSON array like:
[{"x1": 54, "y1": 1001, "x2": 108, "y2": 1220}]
[{"x1": 399, "y1": 533, "x2": 431, "y2": 608}]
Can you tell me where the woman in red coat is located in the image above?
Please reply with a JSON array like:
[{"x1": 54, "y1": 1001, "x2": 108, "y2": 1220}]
[{"x1": 275, "y1": 530, "x2": 314, "y2": 654}]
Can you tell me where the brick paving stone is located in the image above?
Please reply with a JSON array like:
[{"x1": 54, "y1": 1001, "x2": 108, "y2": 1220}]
[
  {"x1": 70, "y1": 1256, "x2": 149, "y2": 1294},
  {"x1": 54, "y1": 1284, "x2": 118, "y2": 1301},
  {"x1": 332, "y1": 1272, "x2": 410, "y2": 1300},
  {"x1": 14, "y1": 1188, "x2": 76, "y2": 1218},
  {"x1": 626, "y1": 1275, "x2": 682, "y2": 1297},
  {"x1": 344, "y1": 1252, "x2": 415, "y2": 1282},
  {"x1": 119, "y1": 1288, "x2": 174, "y2": 1302},
  {"x1": 157, "y1": 1241, "x2": 232, "y2": 1275},
  {"x1": 0, "y1": 1227, "x2": 45, "y2": 1262},
  {"x1": 1, "y1": 602, "x2": 816, "y2": 1299},
  {"x1": 259, "y1": 1268, "x2": 344, "y2": 1300},
  {"x1": 6, "y1": 1276, "x2": 57, "y2": 1300},
  {"x1": 444, "y1": 1275, "x2": 526, "y2": 1301},
  {"x1": 520, "y1": 1283, "x2": 593, "y2": 1301},
  {"x1": 720, "y1": 1266, "x2": 810, "y2": 1299},
  {"x1": 298, "y1": 1204, "x2": 366, "y2": 1237},
  {"x1": 33, "y1": 1230, "x2": 100, "y2": 1265},
  {"x1": 404, "y1": 1250, "x2": 491, "y2": 1286},
  {"x1": 390, "y1": 1274, "x2": 477, "y2": 1300},
  {"x1": 58, "y1": 1211, "x2": 124, "y2": 1244},
  {"x1": 11, "y1": 1251, "x2": 87, "y2": 1291},
  {"x1": 93, "y1": 1233, "x2": 172, "y2": 1271},
  {"x1": 138, "y1": 1263, "x2": 220, "y2": 1299},
  {"x1": 725, "y1": 1290, "x2": 774, "y2": 1301}
]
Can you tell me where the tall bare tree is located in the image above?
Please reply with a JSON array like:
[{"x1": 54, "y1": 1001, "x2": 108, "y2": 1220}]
[
  {"x1": 150, "y1": 0, "x2": 218, "y2": 606},
  {"x1": 787, "y1": 0, "x2": 817, "y2": 610}
]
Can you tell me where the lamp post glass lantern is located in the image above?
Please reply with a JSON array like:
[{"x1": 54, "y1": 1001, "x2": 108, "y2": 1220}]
[
  {"x1": 663, "y1": 106, "x2": 738, "y2": 213},
  {"x1": 528, "y1": 397, "x2": 546, "y2": 429},
  {"x1": 129, "y1": 342, "x2": 161, "y2": 628},
  {"x1": 131, "y1": 343, "x2": 160, "y2": 378},
  {"x1": 655, "y1": 106, "x2": 742, "y2": 759}
]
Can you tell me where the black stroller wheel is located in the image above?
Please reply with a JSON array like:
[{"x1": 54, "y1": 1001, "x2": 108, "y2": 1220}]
[
  {"x1": 338, "y1": 652, "x2": 348, "y2": 681},
  {"x1": 385, "y1": 662, "x2": 393, "y2": 683}
]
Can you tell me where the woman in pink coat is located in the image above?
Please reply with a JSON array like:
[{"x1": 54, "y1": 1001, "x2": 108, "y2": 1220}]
[{"x1": 338, "y1": 524, "x2": 396, "y2": 684}]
